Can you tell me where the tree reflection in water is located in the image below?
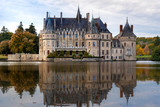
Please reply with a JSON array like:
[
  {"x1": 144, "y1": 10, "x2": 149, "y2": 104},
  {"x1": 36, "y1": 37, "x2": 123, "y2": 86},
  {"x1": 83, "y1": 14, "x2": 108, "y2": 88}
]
[{"x1": 0, "y1": 61, "x2": 160, "y2": 106}]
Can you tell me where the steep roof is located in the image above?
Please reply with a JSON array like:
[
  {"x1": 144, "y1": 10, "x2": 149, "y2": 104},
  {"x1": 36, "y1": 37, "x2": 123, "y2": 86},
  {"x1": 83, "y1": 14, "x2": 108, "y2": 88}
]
[
  {"x1": 94, "y1": 18, "x2": 111, "y2": 33},
  {"x1": 120, "y1": 18, "x2": 136, "y2": 37},
  {"x1": 45, "y1": 18, "x2": 88, "y2": 30}
]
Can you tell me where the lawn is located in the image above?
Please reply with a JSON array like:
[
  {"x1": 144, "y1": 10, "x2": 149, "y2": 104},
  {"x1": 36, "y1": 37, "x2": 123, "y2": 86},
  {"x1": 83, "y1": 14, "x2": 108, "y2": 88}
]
[
  {"x1": 0, "y1": 55, "x2": 8, "y2": 59},
  {"x1": 136, "y1": 55, "x2": 152, "y2": 60}
]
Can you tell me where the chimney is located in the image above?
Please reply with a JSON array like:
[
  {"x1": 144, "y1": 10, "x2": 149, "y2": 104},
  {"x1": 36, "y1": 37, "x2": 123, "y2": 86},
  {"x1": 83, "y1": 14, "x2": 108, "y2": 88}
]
[
  {"x1": 131, "y1": 25, "x2": 133, "y2": 32},
  {"x1": 43, "y1": 18, "x2": 46, "y2": 30},
  {"x1": 60, "y1": 12, "x2": 62, "y2": 24},
  {"x1": 104, "y1": 23, "x2": 107, "y2": 28},
  {"x1": 54, "y1": 15, "x2": 56, "y2": 31},
  {"x1": 120, "y1": 25, "x2": 123, "y2": 33},
  {"x1": 86, "y1": 13, "x2": 90, "y2": 21},
  {"x1": 46, "y1": 12, "x2": 49, "y2": 19}
]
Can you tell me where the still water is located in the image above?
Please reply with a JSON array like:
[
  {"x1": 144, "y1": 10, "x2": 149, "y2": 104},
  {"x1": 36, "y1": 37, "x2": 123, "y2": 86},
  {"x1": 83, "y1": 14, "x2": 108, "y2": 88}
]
[{"x1": 0, "y1": 61, "x2": 160, "y2": 107}]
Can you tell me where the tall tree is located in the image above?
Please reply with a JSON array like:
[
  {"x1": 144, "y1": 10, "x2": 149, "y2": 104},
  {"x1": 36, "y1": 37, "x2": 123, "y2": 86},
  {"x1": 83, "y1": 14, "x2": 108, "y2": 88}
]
[
  {"x1": 25, "y1": 23, "x2": 37, "y2": 35},
  {"x1": 15, "y1": 22, "x2": 24, "y2": 33},
  {"x1": 0, "y1": 40, "x2": 10, "y2": 54},
  {"x1": 154, "y1": 36, "x2": 160, "y2": 46},
  {"x1": 0, "y1": 26, "x2": 13, "y2": 42}
]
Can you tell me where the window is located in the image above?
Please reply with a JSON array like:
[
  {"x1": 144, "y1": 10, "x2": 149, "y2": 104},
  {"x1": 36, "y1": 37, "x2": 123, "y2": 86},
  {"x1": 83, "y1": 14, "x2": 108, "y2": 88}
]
[
  {"x1": 119, "y1": 56, "x2": 122, "y2": 59},
  {"x1": 107, "y1": 56, "x2": 108, "y2": 59},
  {"x1": 106, "y1": 50, "x2": 109, "y2": 55},
  {"x1": 82, "y1": 34, "x2": 84, "y2": 38},
  {"x1": 93, "y1": 35, "x2": 95, "y2": 38},
  {"x1": 89, "y1": 42, "x2": 90, "y2": 46},
  {"x1": 102, "y1": 42, "x2": 104, "y2": 47},
  {"x1": 132, "y1": 42, "x2": 134, "y2": 47},
  {"x1": 124, "y1": 43, "x2": 126, "y2": 47},
  {"x1": 102, "y1": 35, "x2": 104, "y2": 39},
  {"x1": 63, "y1": 34, "x2": 65, "y2": 38},
  {"x1": 47, "y1": 41, "x2": 50, "y2": 46},
  {"x1": 69, "y1": 34, "x2": 71, "y2": 38},
  {"x1": 52, "y1": 41, "x2": 54, "y2": 47},
  {"x1": 93, "y1": 42, "x2": 95, "y2": 47},
  {"x1": 57, "y1": 41, "x2": 59, "y2": 47},
  {"x1": 106, "y1": 42, "x2": 108, "y2": 47},
  {"x1": 82, "y1": 42, "x2": 84, "y2": 47},
  {"x1": 76, "y1": 42, "x2": 78, "y2": 46},
  {"x1": 75, "y1": 34, "x2": 78, "y2": 38},
  {"x1": 116, "y1": 50, "x2": 117, "y2": 54},
  {"x1": 57, "y1": 34, "x2": 59, "y2": 38},
  {"x1": 102, "y1": 50, "x2": 104, "y2": 55},
  {"x1": 120, "y1": 50, "x2": 122, "y2": 54},
  {"x1": 53, "y1": 35, "x2": 54, "y2": 37},
  {"x1": 107, "y1": 35, "x2": 108, "y2": 39},
  {"x1": 115, "y1": 56, "x2": 117, "y2": 59},
  {"x1": 88, "y1": 35, "x2": 90, "y2": 37}
]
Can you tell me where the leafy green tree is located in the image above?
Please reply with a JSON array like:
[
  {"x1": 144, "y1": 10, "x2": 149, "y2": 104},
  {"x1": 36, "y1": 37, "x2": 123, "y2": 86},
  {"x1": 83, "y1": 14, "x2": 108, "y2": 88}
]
[
  {"x1": 154, "y1": 36, "x2": 160, "y2": 47},
  {"x1": 152, "y1": 46, "x2": 160, "y2": 61},
  {"x1": 0, "y1": 40, "x2": 10, "y2": 54},
  {"x1": 25, "y1": 23, "x2": 37, "y2": 35},
  {"x1": 0, "y1": 26, "x2": 13, "y2": 42}
]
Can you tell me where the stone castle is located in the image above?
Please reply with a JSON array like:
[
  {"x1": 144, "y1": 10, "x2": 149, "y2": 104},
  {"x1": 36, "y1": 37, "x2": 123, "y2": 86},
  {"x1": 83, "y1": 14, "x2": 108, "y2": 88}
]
[
  {"x1": 8, "y1": 7, "x2": 136, "y2": 61},
  {"x1": 39, "y1": 7, "x2": 136, "y2": 61}
]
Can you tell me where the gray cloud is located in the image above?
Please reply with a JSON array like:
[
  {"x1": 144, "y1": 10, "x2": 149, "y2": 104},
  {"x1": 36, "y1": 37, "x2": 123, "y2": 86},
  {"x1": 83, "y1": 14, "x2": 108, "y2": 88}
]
[{"x1": 0, "y1": 0, "x2": 160, "y2": 37}]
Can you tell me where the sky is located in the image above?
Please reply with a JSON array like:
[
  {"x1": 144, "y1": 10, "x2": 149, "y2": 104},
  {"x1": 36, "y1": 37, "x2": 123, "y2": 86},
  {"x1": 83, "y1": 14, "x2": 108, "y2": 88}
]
[{"x1": 0, "y1": 0, "x2": 160, "y2": 37}]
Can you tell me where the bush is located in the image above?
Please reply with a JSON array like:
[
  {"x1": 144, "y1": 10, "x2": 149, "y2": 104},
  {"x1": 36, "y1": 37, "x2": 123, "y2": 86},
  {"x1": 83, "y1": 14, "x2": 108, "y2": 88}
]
[
  {"x1": 66, "y1": 51, "x2": 70, "y2": 57},
  {"x1": 84, "y1": 51, "x2": 89, "y2": 57},
  {"x1": 47, "y1": 53, "x2": 55, "y2": 58},
  {"x1": 72, "y1": 53, "x2": 76, "y2": 58},
  {"x1": 79, "y1": 51, "x2": 83, "y2": 58},
  {"x1": 59, "y1": 51, "x2": 64, "y2": 57},
  {"x1": 152, "y1": 45, "x2": 160, "y2": 61}
]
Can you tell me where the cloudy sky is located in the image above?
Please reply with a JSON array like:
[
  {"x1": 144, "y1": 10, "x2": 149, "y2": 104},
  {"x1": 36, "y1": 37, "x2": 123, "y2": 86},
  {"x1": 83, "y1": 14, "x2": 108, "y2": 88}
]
[{"x1": 0, "y1": 0, "x2": 160, "y2": 37}]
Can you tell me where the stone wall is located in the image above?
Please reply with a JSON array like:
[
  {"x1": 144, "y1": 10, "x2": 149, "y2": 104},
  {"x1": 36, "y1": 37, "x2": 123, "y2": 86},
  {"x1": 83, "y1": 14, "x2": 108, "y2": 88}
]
[
  {"x1": 8, "y1": 54, "x2": 39, "y2": 61},
  {"x1": 47, "y1": 58, "x2": 104, "y2": 62}
]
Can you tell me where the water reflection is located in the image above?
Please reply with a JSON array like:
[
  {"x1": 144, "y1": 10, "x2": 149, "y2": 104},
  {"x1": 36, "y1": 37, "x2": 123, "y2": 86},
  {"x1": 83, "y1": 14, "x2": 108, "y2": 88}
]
[{"x1": 39, "y1": 62, "x2": 136, "y2": 106}]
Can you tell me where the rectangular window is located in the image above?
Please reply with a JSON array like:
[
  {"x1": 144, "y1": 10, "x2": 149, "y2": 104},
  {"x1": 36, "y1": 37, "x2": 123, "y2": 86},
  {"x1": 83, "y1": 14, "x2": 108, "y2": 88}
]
[
  {"x1": 102, "y1": 42, "x2": 104, "y2": 47},
  {"x1": 102, "y1": 50, "x2": 104, "y2": 55},
  {"x1": 57, "y1": 41, "x2": 59, "y2": 47},
  {"x1": 82, "y1": 42, "x2": 84, "y2": 47},
  {"x1": 106, "y1": 42, "x2": 108, "y2": 47},
  {"x1": 93, "y1": 42, "x2": 95, "y2": 47},
  {"x1": 75, "y1": 34, "x2": 78, "y2": 38},
  {"x1": 106, "y1": 50, "x2": 109, "y2": 55},
  {"x1": 47, "y1": 41, "x2": 50, "y2": 46},
  {"x1": 63, "y1": 34, "x2": 65, "y2": 38},
  {"x1": 89, "y1": 42, "x2": 90, "y2": 46},
  {"x1": 120, "y1": 50, "x2": 122, "y2": 54},
  {"x1": 116, "y1": 50, "x2": 117, "y2": 54},
  {"x1": 52, "y1": 41, "x2": 54, "y2": 47},
  {"x1": 76, "y1": 42, "x2": 78, "y2": 46},
  {"x1": 69, "y1": 34, "x2": 71, "y2": 38}
]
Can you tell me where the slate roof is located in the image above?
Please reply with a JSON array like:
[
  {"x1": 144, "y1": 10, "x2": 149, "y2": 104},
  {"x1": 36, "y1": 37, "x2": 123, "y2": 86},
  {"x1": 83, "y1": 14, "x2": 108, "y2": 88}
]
[
  {"x1": 94, "y1": 18, "x2": 111, "y2": 33},
  {"x1": 45, "y1": 18, "x2": 88, "y2": 31},
  {"x1": 120, "y1": 19, "x2": 136, "y2": 37}
]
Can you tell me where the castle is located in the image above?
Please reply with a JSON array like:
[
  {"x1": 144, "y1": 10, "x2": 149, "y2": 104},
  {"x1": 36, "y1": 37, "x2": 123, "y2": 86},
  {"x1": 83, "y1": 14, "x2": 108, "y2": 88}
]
[{"x1": 39, "y1": 7, "x2": 136, "y2": 61}]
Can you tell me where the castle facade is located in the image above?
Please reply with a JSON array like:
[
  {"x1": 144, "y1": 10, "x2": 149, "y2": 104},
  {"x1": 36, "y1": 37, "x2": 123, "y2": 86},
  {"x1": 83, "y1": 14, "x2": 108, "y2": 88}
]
[{"x1": 39, "y1": 7, "x2": 136, "y2": 61}]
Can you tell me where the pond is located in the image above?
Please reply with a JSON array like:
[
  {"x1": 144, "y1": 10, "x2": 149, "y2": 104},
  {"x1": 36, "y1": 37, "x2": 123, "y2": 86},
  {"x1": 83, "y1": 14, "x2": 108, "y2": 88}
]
[{"x1": 0, "y1": 61, "x2": 160, "y2": 107}]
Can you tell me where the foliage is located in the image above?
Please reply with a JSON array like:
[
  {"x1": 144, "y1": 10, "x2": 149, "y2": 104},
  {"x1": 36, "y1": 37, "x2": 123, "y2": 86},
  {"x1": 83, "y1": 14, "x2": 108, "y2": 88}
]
[
  {"x1": 72, "y1": 53, "x2": 76, "y2": 58},
  {"x1": 78, "y1": 51, "x2": 83, "y2": 58},
  {"x1": 47, "y1": 53, "x2": 55, "y2": 58},
  {"x1": 152, "y1": 45, "x2": 160, "y2": 61},
  {"x1": 0, "y1": 26, "x2": 13, "y2": 42},
  {"x1": 154, "y1": 36, "x2": 160, "y2": 47},
  {"x1": 84, "y1": 51, "x2": 89, "y2": 57},
  {"x1": 59, "y1": 51, "x2": 64, "y2": 57},
  {"x1": 9, "y1": 31, "x2": 36, "y2": 54},
  {"x1": 143, "y1": 45, "x2": 150, "y2": 55},
  {"x1": 16, "y1": 22, "x2": 24, "y2": 33},
  {"x1": 25, "y1": 23, "x2": 37, "y2": 35},
  {"x1": 66, "y1": 51, "x2": 70, "y2": 57},
  {"x1": 136, "y1": 45, "x2": 145, "y2": 55},
  {"x1": 0, "y1": 40, "x2": 10, "y2": 54}
]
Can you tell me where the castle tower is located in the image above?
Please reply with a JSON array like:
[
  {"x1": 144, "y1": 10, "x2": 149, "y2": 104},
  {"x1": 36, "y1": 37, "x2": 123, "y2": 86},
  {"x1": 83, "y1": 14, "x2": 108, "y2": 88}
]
[
  {"x1": 119, "y1": 18, "x2": 136, "y2": 60},
  {"x1": 39, "y1": 14, "x2": 57, "y2": 60}
]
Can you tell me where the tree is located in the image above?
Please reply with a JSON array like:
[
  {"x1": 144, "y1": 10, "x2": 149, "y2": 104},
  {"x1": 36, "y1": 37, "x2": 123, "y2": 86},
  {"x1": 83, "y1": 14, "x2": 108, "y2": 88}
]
[
  {"x1": 152, "y1": 46, "x2": 160, "y2": 61},
  {"x1": 136, "y1": 45, "x2": 145, "y2": 55},
  {"x1": 9, "y1": 31, "x2": 36, "y2": 54},
  {"x1": 15, "y1": 22, "x2": 24, "y2": 33},
  {"x1": 25, "y1": 23, "x2": 37, "y2": 35},
  {"x1": 0, "y1": 26, "x2": 13, "y2": 42},
  {"x1": 0, "y1": 40, "x2": 10, "y2": 54},
  {"x1": 1, "y1": 26, "x2": 8, "y2": 33},
  {"x1": 144, "y1": 45, "x2": 150, "y2": 55},
  {"x1": 154, "y1": 36, "x2": 160, "y2": 47}
]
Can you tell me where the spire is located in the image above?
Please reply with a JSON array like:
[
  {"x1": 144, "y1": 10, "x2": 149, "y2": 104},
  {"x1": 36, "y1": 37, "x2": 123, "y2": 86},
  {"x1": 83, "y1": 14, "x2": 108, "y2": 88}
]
[
  {"x1": 46, "y1": 18, "x2": 53, "y2": 33},
  {"x1": 76, "y1": 5, "x2": 82, "y2": 23},
  {"x1": 126, "y1": 17, "x2": 128, "y2": 24},
  {"x1": 90, "y1": 15, "x2": 98, "y2": 34}
]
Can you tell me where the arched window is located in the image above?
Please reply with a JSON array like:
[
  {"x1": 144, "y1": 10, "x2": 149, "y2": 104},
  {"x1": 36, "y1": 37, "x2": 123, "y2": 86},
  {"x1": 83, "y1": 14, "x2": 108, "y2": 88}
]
[
  {"x1": 124, "y1": 43, "x2": 126, "y2": 47},
  {"x1": 47, "y1": 50, "x2": 50, "y2": 55}
]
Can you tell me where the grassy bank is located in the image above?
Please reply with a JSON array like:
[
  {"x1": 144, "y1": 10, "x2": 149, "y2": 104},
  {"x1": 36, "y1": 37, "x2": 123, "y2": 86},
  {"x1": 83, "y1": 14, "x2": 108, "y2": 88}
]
[
  {"x1": 0, "y1": 55, "x2": 8, "y2": 59},
  {"x1": 136, "y1": 55, "x2": 152, "y2": 60}
]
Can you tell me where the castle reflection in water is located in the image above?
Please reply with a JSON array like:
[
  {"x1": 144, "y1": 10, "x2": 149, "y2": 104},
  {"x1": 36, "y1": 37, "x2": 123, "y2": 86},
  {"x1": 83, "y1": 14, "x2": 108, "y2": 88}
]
[{"x1": 39, "y1": 62, "x2": 136, "y2": 107}]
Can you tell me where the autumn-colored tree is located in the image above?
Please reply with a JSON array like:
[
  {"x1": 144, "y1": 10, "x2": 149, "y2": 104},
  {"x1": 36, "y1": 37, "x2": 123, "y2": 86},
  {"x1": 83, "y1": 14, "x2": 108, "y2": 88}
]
[
  {"x1": 136, "y1": 45, "x2": 145, "y2": 55},
  {"x1": 9, "y1": 31, "x2": 36, "y2": 54},
  {"x1": 143, "y1": 45, "x2": 150, "y2": 55},
  {"x1": 0, "y1": 40, "x2": 10, "y2": 54}
]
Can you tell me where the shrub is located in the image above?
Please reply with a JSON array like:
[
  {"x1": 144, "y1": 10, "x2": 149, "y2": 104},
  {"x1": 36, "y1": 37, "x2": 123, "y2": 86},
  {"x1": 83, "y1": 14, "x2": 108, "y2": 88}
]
[
  {"x1": 66, "y1": 51, "x2": 70, "y2": 57},
  {"x1": 72, "y1": 53, "x2": 76, "y2": 58},
  {"x1": 152, "y1": 45, "x2": 160, "y2": 61},
  {"x1": 47, "y1": 53, "x2": 55, "y2": 58},
  {"x1": 59, "y1": 51, "x2": 64, "y2": 57}
]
